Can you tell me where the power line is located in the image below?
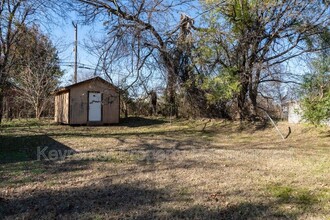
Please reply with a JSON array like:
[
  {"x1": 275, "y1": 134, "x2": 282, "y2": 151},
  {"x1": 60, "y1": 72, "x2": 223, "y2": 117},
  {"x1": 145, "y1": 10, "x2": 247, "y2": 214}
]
[{"x1": 60, "y1": 61, "x2": 96, "y2": 70}]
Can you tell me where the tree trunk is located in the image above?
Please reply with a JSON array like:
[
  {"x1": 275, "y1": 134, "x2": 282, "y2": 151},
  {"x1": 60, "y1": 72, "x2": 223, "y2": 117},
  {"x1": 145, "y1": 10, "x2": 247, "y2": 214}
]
[
  {"x1": 237, "y1": 90, "x2": 247, "y2": 120},
  {"x1": 237, "y1": 73, "x2": 249, "y2": 120},
  {"x1": 124, "y1": 102, "x2": 128, "y2": 118},
  {"x1": 35, "y1": 107, "x2": 40, "y2": 119},
  {"x1": 166, "y1": 83, "x2": 177, "y2": 116},
  {"x1": 150, "y1": 91, "x2": 157, "y2": 116},
  {"x1": 164, "y1": 57, "x2": 178, "y2": 117},
  {"x1": 0, "y1": 66, "x2": 4, "y2": 124},
  {"x1": 0, "y1": 92, "x2": 3, "y2": 124},
  {"x1": 35, "y1": 100, "x2": 42, "y2": 120},
  {"x1": 249, "y1": 83, "x2": 258, "y2": 121}
]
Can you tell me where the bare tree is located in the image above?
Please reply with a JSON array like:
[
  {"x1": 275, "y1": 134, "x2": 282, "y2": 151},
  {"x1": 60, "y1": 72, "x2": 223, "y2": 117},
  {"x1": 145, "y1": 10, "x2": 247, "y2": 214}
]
[
  {"x1": 11, "y1": 25, "x2": 63, "y2": 119},
  {"x1": 0, "y1": 0, "x2": 66, "y2": 123},
  {"x1": 71, "y1": 0, "x2": 198, "y2": 116},
  {"x1": 0, "y1": 0, "x2": 33, "y2": 123}
]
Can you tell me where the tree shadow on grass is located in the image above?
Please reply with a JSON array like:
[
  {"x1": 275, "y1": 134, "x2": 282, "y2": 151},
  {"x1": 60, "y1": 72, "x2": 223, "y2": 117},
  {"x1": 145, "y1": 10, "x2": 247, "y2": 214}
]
[
  {"x1": 135, "y1": 202, "x2": 293, "y2": 220},
  {"x1": 0, "y1": 181, "x2": 169, "y2": 219},
  {"x1": 0, "y1": 134, "x2": 77, "y2": 164},
  {"x1": 319, "y1": 130, "x2": 330, "y2": 139},
  {"x1": 0, "y1": 161, "x2": 93, "y2": 188},
  {"x1": 0, "y1": 159, "x2": 320, "y2": 220},
  {"x1": 1, "y1": 188, "x2": 298, "y2": 219}
]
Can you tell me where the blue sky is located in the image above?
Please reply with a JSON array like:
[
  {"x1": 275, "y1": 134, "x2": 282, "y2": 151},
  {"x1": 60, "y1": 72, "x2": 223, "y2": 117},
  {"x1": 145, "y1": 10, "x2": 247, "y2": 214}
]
[
  {"x1": 45, "y1": 4, "x2": 311, "y2": 93},
  {"x1": 47, "y1": 14, "x2": 166, "y2": 91},
  {"x1": 46, "y1": 12, "x2": 103, "y2": 86},
  {"x1": 45, "y1": 2, "x2": 201, "y2": 88},
  {"x1": 45, "y1": 9, "x2": 185, "y2": 92}
]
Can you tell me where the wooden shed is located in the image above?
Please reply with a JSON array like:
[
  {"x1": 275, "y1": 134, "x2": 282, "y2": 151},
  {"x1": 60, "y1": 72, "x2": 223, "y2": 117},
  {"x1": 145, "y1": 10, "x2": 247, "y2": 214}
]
[{"x1": 54, "y1": 77, "x2": 120, "y2": 125}]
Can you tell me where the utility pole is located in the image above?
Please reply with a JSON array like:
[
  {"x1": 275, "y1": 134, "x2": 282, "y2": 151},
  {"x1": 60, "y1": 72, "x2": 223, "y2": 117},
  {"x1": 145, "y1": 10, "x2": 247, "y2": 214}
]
[{"x1": 72, "y1": 22, "x2": 78, "y2": 83}]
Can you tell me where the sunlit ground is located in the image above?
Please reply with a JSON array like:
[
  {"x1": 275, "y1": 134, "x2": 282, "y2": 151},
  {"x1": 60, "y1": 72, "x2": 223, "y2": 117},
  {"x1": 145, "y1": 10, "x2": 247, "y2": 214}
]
[{"x1": 0, "y1": 118, "x2": 329, "y2": 219}]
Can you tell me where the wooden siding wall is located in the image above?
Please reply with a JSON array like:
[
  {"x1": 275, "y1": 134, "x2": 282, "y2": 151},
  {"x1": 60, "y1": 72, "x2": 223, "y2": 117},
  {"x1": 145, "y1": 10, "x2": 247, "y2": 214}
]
[
  {"x1": 69, "y1": 80, "x2": 120, "y2": 124},
  {"x1": 54, "y1": 91, "x2": 69, "y2": 123}
]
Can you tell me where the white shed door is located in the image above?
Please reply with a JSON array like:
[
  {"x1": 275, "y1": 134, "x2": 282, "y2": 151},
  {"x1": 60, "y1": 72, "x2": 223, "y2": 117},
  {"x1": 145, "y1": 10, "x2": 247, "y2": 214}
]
[{"x1": 89, "y1": 93, "x2": 101, "y2": 121}]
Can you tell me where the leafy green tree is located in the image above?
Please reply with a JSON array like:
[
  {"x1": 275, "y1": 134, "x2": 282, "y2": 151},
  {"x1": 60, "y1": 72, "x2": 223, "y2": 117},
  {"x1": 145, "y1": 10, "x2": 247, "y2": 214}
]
[
  {"x1": 301, "y1": 56, "x2": 330, "y2": 125},
  {"x1": 197, "y1": 0, "x2": 330, "y2": 120},
  {"x1": 201, "y1": 68, "x2": 240, "y2": 104}
]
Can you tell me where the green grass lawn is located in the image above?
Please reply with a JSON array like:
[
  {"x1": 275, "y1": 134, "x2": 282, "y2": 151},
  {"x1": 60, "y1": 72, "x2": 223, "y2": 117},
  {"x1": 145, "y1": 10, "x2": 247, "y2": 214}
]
[{"x1": 0, "y1": 117, "x2": 330, "y2": 219}]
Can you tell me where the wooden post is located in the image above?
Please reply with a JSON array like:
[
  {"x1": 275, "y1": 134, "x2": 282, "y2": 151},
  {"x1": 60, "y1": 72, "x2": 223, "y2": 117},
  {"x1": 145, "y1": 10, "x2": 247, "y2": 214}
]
[{"x1": 72, "y1": 22, "x2": 78, "y2": 83}]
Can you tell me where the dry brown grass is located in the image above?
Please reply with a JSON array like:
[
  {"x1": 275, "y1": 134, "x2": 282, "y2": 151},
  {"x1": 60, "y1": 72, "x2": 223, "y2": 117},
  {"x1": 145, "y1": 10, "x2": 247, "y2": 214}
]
[{"x1": 0, "y1": 117, "x2": 330, "y2": 219}]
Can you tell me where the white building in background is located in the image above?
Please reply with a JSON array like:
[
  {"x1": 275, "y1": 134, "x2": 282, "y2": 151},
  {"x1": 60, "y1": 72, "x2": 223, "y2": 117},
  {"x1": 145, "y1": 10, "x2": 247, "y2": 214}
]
[
  {"x1": 287, "y1": 101, "x2": 330, "y2": 126},
  {"x1": 288, "y1": 101, "x2": 303, "y2": 124}
]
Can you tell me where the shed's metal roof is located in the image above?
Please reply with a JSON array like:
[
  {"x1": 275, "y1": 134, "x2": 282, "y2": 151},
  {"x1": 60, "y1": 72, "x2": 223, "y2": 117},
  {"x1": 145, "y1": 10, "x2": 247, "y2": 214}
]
[{"x1": 54, "y1": 76, "x2": 120, "y2": 95}]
